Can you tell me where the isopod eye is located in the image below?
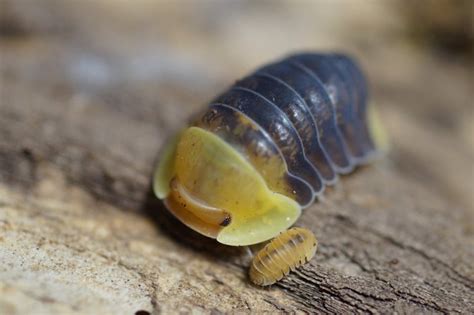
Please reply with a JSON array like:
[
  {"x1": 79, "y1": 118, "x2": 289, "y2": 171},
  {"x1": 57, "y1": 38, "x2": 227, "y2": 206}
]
[{"x1": 153, "y1": 127, "x2": 302, "y2": 246}]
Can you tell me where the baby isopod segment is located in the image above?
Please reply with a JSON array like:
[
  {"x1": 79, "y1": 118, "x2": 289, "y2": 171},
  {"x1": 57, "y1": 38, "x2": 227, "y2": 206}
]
[{"x1": 153, "y1": 52, "x2": 387, "y2": 285}]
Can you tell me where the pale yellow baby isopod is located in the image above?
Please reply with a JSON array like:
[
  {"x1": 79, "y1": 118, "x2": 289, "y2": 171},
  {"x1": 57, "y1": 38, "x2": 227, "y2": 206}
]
[{"x1": 249, "y1": 227, "x2": 318, "y2": 286}]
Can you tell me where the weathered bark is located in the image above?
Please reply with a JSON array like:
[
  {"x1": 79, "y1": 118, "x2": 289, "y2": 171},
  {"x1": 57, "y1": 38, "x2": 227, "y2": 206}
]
[{"x1": 1, "y1": 1, "x2": 473, "y2": 314}]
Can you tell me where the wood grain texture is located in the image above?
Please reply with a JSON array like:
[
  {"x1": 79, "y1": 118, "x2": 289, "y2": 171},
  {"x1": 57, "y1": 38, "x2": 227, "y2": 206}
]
[{"x1": 1, "y1": 1, "x2": 473, "y2": 314}]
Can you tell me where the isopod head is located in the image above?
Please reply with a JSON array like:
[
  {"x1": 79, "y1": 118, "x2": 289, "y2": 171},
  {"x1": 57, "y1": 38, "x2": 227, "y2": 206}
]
[{"x1": 154, "y1": 126, "x2": 302, "y2": 246}]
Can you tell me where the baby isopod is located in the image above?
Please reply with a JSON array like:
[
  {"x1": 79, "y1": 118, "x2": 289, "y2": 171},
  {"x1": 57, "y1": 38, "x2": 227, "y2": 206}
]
[{"x1": 249, "y1": 227, "x2": 318, "y2": 286}]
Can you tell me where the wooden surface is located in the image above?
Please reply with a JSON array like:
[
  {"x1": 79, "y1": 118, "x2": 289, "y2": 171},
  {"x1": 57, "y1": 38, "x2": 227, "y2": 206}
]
[{"x1": 1, "y1": 1, "x2": 473, "y2": 314}]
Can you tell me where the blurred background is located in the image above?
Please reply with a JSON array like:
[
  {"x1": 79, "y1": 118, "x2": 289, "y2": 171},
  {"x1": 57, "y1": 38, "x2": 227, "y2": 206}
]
[{"x1": 1, "y1": 0, "x2": 472, "y2": 211}]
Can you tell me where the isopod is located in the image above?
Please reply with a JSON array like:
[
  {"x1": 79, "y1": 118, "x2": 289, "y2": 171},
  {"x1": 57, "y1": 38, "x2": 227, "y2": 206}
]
[
  {"x1": 249, "y1": 227, "x2": 317, "y2": 286},
  {"x1": 153, "y1": 52, "x2": 387, "y2": 285}
]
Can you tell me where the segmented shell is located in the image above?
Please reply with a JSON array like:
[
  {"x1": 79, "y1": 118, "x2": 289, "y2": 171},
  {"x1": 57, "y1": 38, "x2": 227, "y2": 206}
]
[
  {"x1": 249, "y1": 227, "x2": 317, "y2": 286},
  {"x1": 193, "y1": 52, "x2": 377, "y2": 207}
]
